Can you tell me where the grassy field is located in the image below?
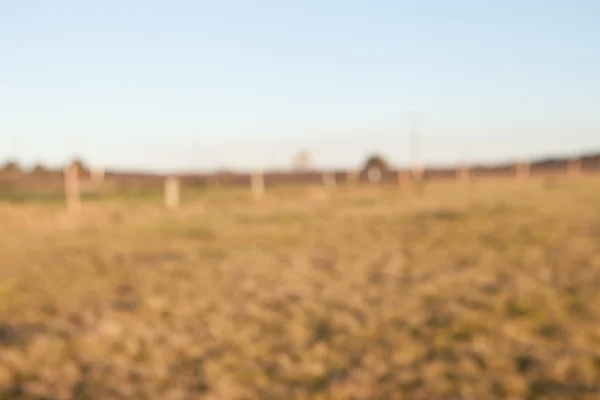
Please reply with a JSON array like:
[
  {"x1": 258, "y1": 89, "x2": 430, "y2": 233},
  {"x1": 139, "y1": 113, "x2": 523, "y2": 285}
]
[{"x1": 0, "y1": 178, "x2": 599, "y2": 399}]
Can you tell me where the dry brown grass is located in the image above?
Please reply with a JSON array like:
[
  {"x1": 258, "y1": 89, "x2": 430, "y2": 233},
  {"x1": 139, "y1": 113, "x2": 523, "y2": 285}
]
[{"x1": 0, "y1": 178, "x2": 599, "y2": 399}]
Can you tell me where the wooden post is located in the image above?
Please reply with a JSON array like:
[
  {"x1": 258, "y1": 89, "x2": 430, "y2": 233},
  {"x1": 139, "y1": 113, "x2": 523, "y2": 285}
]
[
  {"x1": 165, "y1": 176, "x2": 180, "y2": 210},
  {"x1": 367, "y1": 167, "x2": 382, "y2": 184},
  {"x1": 567, "y1": 159, "x2": 582, "y2": 177},
  {"x1": 516, "y1": 161, "x2": 530, "y2": 180},
  {"x1": 251, "y1": 170, "x2": 264, "y2": 200},
  {"x1": 64, "y1": 163, "x2": 81, "y2": 215}
]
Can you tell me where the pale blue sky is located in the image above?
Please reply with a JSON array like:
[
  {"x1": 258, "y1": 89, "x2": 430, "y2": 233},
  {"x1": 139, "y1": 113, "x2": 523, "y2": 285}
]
[{"x1": 1, "y1": 0, "x2": 599, "y2": 172}]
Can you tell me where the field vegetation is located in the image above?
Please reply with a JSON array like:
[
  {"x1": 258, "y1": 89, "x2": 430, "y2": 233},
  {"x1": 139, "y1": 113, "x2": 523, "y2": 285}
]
[{"x1": 0, "y1": 178, "x2": 599, "y2": 399}]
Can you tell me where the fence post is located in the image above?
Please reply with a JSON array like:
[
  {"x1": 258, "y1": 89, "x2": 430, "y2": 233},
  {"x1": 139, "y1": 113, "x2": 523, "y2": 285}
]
[
  {"x1": 165, "y1": 176, "x2": 180, "y2": 210},
  {"x1": 64, "y1": 163, "x2": 81, "y2": 215},
  {"x1": 251, "y1": 170, "x2": 265, "y2": 200},
  {"x1": 367, "y1": 167, "x2": 382, "y2": 184}
]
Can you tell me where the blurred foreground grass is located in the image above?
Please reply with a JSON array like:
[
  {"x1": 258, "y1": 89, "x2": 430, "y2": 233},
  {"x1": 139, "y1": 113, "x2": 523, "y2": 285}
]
[{"x1": 0, "y1": 178, "x2": 599, "y2": 399}]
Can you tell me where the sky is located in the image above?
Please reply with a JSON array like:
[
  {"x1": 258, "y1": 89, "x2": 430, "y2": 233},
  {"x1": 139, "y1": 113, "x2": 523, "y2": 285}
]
[{"x1": 1, "y1": 0, "x2": 599, "y2": 172}]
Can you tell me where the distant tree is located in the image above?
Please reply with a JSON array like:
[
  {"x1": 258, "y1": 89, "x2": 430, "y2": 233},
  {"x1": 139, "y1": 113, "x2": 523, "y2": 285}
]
[
  {"x1": 362, "y1": 154, "x2": 390, "y2": 183},
  {"x1": 1, "y1": 160, "x2": 22, "y2": 174},
  {"x1": 31, "y1": 163, "x2": 49, "y2": 175},
  {"x1": 362, "y1": 154, "x2": 390, "y2": 173}
]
